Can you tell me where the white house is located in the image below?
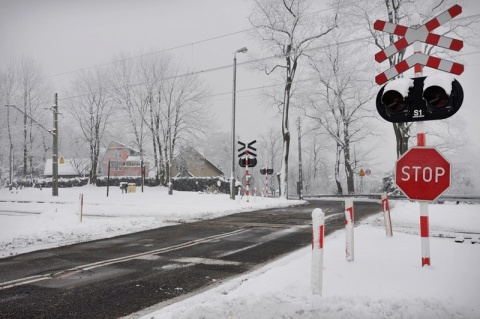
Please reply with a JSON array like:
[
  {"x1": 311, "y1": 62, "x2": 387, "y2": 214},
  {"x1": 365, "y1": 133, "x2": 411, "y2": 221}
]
[{"x1": 43, "y1": 158, "x2": 90, "y2": 178}]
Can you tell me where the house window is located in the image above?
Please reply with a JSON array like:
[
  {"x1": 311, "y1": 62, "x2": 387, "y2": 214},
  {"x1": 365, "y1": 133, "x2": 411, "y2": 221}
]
[{"x1": 110, "y1": 161, "x2": 124, "y2": 171}]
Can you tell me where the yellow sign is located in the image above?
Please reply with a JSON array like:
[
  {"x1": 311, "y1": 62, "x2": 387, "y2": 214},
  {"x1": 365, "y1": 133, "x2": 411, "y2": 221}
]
[
  {"x1": 59, "y1": 156, "x2": 65, "y2": 164},
  {"x1": 359, "y1": 169, "x2": 365, "y2": 177}
]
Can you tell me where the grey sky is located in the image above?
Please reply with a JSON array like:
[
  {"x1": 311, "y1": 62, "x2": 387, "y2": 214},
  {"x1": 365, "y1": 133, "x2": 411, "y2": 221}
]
[{"x1": 1, "y1": 0, "x2": 480, "y2": 173}]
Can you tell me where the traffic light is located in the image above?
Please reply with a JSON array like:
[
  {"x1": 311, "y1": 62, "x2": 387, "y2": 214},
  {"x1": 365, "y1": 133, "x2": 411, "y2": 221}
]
[
  {"x1": 260, "y1": 168, "x2": 274, "y2": 175},
  {"x1": 239, "y1": 157, "x2": 257, "y2": 168},
  {"x1": 376, "y1": 75, "x2": 463, "y2": 123}
]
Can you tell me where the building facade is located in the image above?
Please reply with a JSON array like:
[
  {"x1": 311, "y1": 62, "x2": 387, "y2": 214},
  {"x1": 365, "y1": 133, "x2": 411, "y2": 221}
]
[{"x1": 101, "y1": 141, "x2": 149, "y2": 177}]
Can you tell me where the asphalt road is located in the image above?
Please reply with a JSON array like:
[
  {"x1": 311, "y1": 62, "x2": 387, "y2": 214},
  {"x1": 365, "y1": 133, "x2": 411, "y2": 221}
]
[{"x1": 0, "y1": 199, "x2": 381, "y2": 319}]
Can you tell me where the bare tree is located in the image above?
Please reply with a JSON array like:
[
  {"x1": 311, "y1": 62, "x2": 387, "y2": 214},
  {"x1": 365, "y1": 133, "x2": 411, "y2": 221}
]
[
  {"x1": 159, "y1": 64, "x2": 211, "y2": 185},
  {"x1": 304, "y1": 32, "x2": 376, "y2": 194},
  {"x1": 0, "y1": 60, "x2": 18, "y2": 186},
  {"x1": 16, "y1": 57, "x2": 51, "y2": 179},
  {"x1": 67, "y1": 69, "x2": 115, "y2": 184},
  {"x1": 126, "y1": 52, "x2": 211, "y2": 186},
  {"x1": 109, "y1": 52, "x2": 148, "y2": 161},
  {"x1": 249, "y1": 0, "x2": 339, "y2": 198}
]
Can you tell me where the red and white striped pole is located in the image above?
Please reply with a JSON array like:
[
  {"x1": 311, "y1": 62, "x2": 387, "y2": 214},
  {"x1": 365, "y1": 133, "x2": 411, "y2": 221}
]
[
  {"x1": 245, "y1": 150, "x2": 250, "y2": 203},
  {"x1": 413, "y1": 13, "x2": 431, "y2": 267},
  {"x1": 311, "y1": 208, "x2": 325, "y2": 296},
  {"x1": 345, "y1": 199, "x2": 354, "y2": 262},
  {"x1": 381, "y1": 192, "x2": 393, "y2": 237},
  {"x1": 265, "y1": 169, "x2": 269, "y2": 198}
]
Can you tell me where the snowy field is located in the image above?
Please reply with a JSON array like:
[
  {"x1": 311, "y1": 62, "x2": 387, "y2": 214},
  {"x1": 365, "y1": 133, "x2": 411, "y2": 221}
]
[
  {"x1": 1, "y1": 186, "x2": 479, "y2": 319},
  {"x1": 0, "y1": 185, "x2": 304, "y2": 257}
]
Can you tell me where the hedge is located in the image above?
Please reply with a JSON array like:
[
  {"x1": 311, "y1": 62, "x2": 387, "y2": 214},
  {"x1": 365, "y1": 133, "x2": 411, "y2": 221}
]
[
  {"x1": 10, "y1": 177, "x2": 89, "y2": 188},
  {"x1": 172, "y1": 176, "x2": 230, "y2": 194}
]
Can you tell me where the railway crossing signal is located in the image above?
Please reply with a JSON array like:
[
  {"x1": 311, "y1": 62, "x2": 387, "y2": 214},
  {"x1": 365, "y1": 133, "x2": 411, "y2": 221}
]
[{"x1": 376, "y1": 75, "x2": 464, "y2": 122}]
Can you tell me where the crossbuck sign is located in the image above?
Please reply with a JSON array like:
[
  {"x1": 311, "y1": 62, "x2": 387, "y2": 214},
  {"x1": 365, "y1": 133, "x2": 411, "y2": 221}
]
[{"x1": 374, "y1": 5, "x2": 464, "y2": 85}]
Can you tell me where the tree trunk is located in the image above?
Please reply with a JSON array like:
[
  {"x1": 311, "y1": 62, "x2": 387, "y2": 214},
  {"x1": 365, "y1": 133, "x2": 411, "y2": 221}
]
[
  {"x1": 334, "y1": 142, "x2": 343, "y2": 195},
  {"x1": 344, "y1": 144, "x2": 355, "y2": 194},
  {"x1": 393, "y1": 122, "x2": 410, "y2": 158}
]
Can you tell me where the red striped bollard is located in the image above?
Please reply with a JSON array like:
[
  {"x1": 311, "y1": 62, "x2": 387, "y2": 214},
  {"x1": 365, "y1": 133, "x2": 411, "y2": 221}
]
[
  {"x1": 381, "y1": 192, "x2": 393, "y2": 237},
  {"x1": 311, "y1": 208, "x2": 325, "y2": 296},
  {"x1": 420, "y1": 202, "x2": 430, "y2": 266},
  {"x1": 345, "y1": 199, "x2": 354, "y2": 262}
]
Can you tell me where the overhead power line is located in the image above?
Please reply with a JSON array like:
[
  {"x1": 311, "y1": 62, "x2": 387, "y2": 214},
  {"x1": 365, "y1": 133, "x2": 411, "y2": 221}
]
[
  {"x1": 58, "y1": 35, "x2": 372, "y2": 102},
  {"x1": 48, "y1": 0, "x2": 366, "y2": 79}
]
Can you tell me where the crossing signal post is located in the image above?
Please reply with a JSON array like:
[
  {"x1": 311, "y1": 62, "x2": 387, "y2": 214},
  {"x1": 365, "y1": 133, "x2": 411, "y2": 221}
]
[
  {"x1": 376, "y1": 75, "x2": 464, "y2": 123},
  {"x1": 260, "y1": 167, "x2": 274, "y2": 198},
  {"x1": 238, "y1": 140, "x2": 257, "y2": 202},
  {"x1": 374, "y1": 5, "x2": 464, "y2": 267}
]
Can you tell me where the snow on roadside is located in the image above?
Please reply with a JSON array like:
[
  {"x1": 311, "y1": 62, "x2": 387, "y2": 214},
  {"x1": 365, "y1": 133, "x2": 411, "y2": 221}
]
[
  {"x1": 135, "y1": 200, "x2": 480, "y2": 319},
  {"x1": 0, "y1": 185, "x2": 306, "y2": 257}
]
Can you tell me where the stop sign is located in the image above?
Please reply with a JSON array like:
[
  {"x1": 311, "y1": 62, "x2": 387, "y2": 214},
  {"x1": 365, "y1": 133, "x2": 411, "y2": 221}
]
[{"x1": 395, "y1": 147, "x2": 451, "y2": 201}]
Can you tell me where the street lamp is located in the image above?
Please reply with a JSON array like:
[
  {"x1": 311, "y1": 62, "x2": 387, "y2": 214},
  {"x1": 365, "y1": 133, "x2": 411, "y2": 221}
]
[
  {"x1": 231, "y1": 47, "x2": 248, "y2": 200},
  {"x1": 5, "y1": 93, "x2": 59, "y2": 196}
]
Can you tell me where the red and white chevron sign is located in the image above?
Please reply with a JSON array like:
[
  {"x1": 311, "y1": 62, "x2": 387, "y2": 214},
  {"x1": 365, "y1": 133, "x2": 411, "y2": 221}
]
[{"x1": 374, "y1": 5, "x2": 464, "y2": 85}]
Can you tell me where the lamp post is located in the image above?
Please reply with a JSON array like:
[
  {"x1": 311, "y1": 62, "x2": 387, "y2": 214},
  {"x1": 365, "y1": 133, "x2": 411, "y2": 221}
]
[
  {"x1": 231, "y1": 46, "x2": 248, "y2": 200},
  {"x1": 5, "y1": 93, "x2": 59, "y2": 196}
]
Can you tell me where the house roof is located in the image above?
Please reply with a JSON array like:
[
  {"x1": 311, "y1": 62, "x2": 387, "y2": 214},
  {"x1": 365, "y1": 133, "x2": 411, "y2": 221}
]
[
  {"x1": 107, "y1": 141, "x2": 140, "y2": 153},
  {"x1": 174, "y1": 146, "x2": 224, "y2": 176},
  {"x1": 44, "y1": 158, "x2": 89, "y2": 176}
]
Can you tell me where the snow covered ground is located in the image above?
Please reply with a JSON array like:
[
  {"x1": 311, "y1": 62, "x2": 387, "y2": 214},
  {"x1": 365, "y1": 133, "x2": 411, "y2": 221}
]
[
  {"x1": 1, "y1": 186, "x2": 479, "y2": 319},
  {"x1": 0, "y1": 185, "x2": 304, "y2": 257}
]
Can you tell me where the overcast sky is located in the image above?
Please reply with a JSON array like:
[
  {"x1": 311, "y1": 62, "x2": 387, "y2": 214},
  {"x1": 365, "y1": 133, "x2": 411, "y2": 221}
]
[{"x1": 1, "y1": 0, "x2": 480, "y2": 173}]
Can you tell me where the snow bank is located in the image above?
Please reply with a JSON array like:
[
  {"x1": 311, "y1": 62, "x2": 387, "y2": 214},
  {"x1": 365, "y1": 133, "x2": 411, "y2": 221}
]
[{"x1": 138, "y1": 200, "x2": 480, "y2": 319}]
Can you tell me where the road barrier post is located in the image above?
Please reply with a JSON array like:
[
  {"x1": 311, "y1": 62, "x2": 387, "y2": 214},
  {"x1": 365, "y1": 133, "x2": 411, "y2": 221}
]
[
  {"x1": 345, "y1": 199, "x2": 354, "y2": 262},
  {"x1": 79, "y1": 193, "x2": 84, "y2": 223},
  {"x1": 381, "y1": 192, "x2": 393, "y2": 237},
  {"x1": 237, "y1": 187, "x2": 241, "y2": 204},
  {"x1": 311, "y1": 208, "x2": 325, "y2": 296}
]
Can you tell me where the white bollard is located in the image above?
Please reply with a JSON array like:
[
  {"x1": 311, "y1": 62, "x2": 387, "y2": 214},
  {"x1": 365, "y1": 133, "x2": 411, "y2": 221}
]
[
  {"x1": 254, "y1": 187, "x2": 257, "y2": 202},
  {"x1": 237, "y1": 188, "x2": 241, "y2": 204},
  {"x1": 311, "y1": 208, "x2": 325, "y2": 296},
  {"x1": 79, "y1": 193, "x2": 84, "y2": 223},
  {"x1": 381, "y1": 192, "x2": 393, "y2": 237},
  {"x1": 345, "y1": 199, "x2": 354, "y2": 262}
]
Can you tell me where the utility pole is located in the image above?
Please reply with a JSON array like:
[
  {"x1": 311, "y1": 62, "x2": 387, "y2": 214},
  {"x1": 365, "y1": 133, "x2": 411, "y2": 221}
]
[
  {"x1": 297, "y1": 117, "x2": 303, "y2": 200},
  {"x1": 5, "y1": 97, "x2": 59, "y2": 196},
  {"x1": 168, "y1": 124, "x2": 173, "y2": 195},
  {"x1": 52, "y1": 93, "x2": 59, "y2": 196}
]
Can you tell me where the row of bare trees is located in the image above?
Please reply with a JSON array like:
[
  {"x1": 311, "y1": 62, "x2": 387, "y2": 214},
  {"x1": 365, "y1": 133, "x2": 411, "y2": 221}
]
[
  {"x1": 0, "y1": 52, "x2": 211, "y2": 186},
  {"x1": 0, "y1": 57, "x2": 52, "y2": 184},
  {"x1": 64, "y1": 52, "x2": 212, "y2": 184}
]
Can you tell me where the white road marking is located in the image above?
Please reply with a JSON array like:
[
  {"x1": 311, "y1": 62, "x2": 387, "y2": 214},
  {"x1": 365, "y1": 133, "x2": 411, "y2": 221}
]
[
  {"x1": 172, "y1": 257, "x2": 241, "y2": 266},
  {"x1": 0, "y1": 228, "x2": 250, "y2": 291}
]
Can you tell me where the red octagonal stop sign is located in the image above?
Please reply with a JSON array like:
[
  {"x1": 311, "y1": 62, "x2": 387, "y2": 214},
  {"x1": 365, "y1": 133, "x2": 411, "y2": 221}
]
[{"x1": 395, "y1": 147, "x2": 451, "y2": 201}]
